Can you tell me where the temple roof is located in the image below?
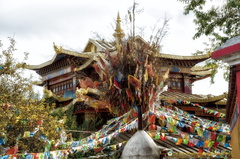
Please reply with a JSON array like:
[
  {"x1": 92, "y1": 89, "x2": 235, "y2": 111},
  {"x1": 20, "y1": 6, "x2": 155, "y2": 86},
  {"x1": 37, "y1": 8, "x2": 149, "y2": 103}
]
[
  {"x1": 83, "y1": 38, "x2": 115, "y2": 53},
  {"x1": 160, "y1": 91, "x2": 227, "y2": 104},
  {"x1": 28, "y1": 43, "x2": 102, "y2": 70},
  {"x1": 189, "y1": 65, "x2": 212, "y2": 80},
  {"x1": 29, "y1": 39, "x2": 211, "y2": 71},
  {"x1": 156, "y1": 52, "x2": 211, "y2": 61},
  {"x1": 191, "y1": 65, "x2": 212, "y2": 72},
  {"x1": 190, "y1": 70, "x2": 211, "y2": 76}
]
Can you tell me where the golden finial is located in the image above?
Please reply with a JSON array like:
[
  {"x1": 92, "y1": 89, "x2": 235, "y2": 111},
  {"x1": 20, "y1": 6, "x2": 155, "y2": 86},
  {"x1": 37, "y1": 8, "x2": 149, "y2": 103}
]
[
  {"x1": 53, "y1": 42, "x2": 63, "y2": 54},
  {"x1": 113, "y1": 12, "x2": 125, "y2": 41}
]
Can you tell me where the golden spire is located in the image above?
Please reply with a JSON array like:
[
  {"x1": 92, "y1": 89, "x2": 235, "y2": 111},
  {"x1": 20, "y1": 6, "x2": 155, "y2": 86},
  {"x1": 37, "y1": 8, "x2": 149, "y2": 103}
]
[{"x1": 113, "y1": 12, "x2": 125, "y2": 41}]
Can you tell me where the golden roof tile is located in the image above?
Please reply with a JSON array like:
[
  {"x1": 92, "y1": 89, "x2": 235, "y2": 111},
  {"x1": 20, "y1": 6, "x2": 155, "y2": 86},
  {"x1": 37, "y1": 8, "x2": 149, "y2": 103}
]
[
  {"x1": 191, "y1": 65, "x2": 212, "y2": 71},
  {"x1": 160, "y1": 91, "x2": 228, "y2": 103},
  {"x1": 156, "y1": 53, "x2": 211, "y2": 60},
  {"x1": 189, "y1": 70, "x2": 212, "y2": 76},
  {"x1": 28, "y1": 43, "x2": 103, "y2": 70}
]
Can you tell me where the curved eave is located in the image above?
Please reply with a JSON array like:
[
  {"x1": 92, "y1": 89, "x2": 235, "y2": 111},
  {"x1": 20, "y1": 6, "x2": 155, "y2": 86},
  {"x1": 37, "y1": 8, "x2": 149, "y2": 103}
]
[
  {"x1": 156, "y1": 53, "x2": 211, "y2": 60},
  {"x1": 51, "y1": 98, "x2": 79, "y2": 114},
  {"x1": 191, "y1": 65, "x2": 212, "y2": 71},
  {"x1": 51, "y1": 93, "x2": 73, "y2": 102},
  {"x1": 28, "y1": 44, "x2": 100, "y2": 70},
  {"x1": 28, "y1": 55, "x2": 57, "y2": 70},
  {"x1": 190, "y1": 70, "x2": 212, "y2": 81},
  {"x1": 192, "y1": 75, "x2": 211, "y2": 82},
  {"x1": 56, "y1": 97, "x2": 73, "y2": 102},
  {"x1": 215, "y1": 99, "x2": 227, "y2": 105},
  {"x1": 160, "y1": 92, "x2": 228, "y2": 103},
  {"x1": 190, "y1": 70, "x2": 212, "y2": 76}
]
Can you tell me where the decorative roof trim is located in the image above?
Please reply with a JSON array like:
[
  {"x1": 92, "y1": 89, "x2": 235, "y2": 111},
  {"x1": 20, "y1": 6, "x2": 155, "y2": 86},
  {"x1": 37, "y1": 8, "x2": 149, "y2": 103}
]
[
  {"x1": 160, "y1": 92, "x2": 228, "y2": 103},
  {"x1": 74, "y1": 57, "x2": 94, "y2": 72},
  {"x1": 189, "y1": 70, "x2": 212, "y2": 76},
  {"x1": 28, "y1": 54, "x2": 58, "y2": 70},
  {"x1": 51, "y1": 98, "x2": 79, "y2": 114},
  {"x1": 83, "y1": 38, "x2": 115, "y2": 52},
  {"x1": 191, "y1": 65, "x2": 212, "y2": 71},
  {"x1": 44, "y1": 88, "x2": 73, "y2": 103},
  {"x1": 156, "y1": 53, "x2": 211, "y2": 60},
  {"x1": 28, "y1": 43, "x2": 100, "y2": 70},
  {"x1": 215, "y1": 100, "x2": 227, "y2": 105},
  {"x1": 212, "y1": 35, "x2": 240, "y2": 59}
]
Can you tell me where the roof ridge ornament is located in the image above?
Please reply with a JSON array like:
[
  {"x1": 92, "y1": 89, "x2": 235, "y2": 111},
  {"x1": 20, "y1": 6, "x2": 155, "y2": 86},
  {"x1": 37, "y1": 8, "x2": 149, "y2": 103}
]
[
  {"x1": 53, "y1": 42, "x2": 63, "y2": 54},
  {"x1": 113, "y1": 12, "x2": 125, "y2": 44}
]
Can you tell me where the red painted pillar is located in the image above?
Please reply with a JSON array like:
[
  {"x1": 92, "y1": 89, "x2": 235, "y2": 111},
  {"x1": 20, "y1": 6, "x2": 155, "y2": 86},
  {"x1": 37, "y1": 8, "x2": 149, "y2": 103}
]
[{"x1": 236, "y1": 65, "x2": 240, "y2": 115}]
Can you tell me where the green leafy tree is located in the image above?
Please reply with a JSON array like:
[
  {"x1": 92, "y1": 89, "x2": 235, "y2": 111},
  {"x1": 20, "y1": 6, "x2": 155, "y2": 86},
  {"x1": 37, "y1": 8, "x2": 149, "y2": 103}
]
[
  {"x1": 0, "y1": 38, "x2": 65, "y2": 154},
  {"x1": 51, "y1": 102, "x2": 84, "y2": 140},
  {"x1": 178, "y1": 0, "x2": 240, "y2": 82}
]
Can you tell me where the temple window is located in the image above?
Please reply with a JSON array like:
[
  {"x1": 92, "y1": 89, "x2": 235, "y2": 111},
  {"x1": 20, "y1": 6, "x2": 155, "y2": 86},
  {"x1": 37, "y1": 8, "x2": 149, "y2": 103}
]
[
  {"x1": 66, "y1": 83, "x2": 69, "y2": 89},
  {"x1": 168, "y1": 81, "x2": 171, "y2": 87},
  {"x1": 177, "y1": 81, "x2": 181, "y2": 87},
  {"x1": 172, "y1": 81, "x2": 176, "y2": 87},
  {"x1": 48, "y1": 79, "x2": 75, "y2": 95},
  {"x1": 39, "y1": 58, "x2": 71, "y2": 75}
]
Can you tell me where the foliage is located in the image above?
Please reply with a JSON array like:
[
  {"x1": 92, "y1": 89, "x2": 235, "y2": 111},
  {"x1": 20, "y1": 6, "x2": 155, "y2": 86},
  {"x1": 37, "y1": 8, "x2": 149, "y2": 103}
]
[
  {"x1": 0, "y1": 38, "x2": 65, "y2": 154},
  {"x1": 178, "y1": 0, "x2": 240, "y2": 82},
  {"x1": 179, "y1": 0, "x2": 239, "y2": 43}
]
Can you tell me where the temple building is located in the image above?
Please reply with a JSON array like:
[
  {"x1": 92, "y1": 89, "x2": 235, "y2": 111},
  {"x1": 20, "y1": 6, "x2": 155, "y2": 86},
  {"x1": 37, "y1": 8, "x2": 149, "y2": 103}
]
[
  {"x1": 28, "y1": 15, "x2": 227, "y2": 128},
  {"x1": 211, "y1": 35, "x2": 240, "y2": 158},
  {"x1": 29, "y1": 39, "x2": 226, "y2": 125}
]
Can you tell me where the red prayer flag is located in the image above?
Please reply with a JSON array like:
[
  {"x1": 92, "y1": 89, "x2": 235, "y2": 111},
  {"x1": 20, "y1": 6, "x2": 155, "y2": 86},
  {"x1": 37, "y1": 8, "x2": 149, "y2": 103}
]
[
  {"x1": 149, "y1": 114, "x2": 156, "y2": 123},
  {"x1": 6, "y1": 145, "x2": 18, "y2": 155},
  {"x1": 94, "y1": 147, "x2": 104, "y2": 153},
  {"x1": 93, "y1": 63, "x2": 101, "y2": 74},
  {"x1": 198, "y1": 147, "x2": 204, "y2": 156},
  {"x1": 188, "y1": 142, "x2": 194, "y2": 147},
  {"x1": 126, "y1": 88, "x2": 134, "y2": 103},
  {"x1": 213, "y1": 142, "x2": 219, "y2": 148},
  {"x1": 211, "y1": 132, "x2": 217, "y2": 141},
  {"x1": 33, "y1": 153, "x2": 39, "y2": 159},
  {"x1": 114, "y1": 78, "x2": 121, "y2": 91},
  {"x1": 160, "y1": 135, "x2": 166, "y2": 141}
]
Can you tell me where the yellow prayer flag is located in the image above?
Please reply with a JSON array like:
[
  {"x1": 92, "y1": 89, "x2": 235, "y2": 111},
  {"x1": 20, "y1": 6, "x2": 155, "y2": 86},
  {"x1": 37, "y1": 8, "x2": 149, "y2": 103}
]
[
  {"x1": 176, "y1": 138, "x2": 182, "y2": 145},
  {"x1": 23, "y1": 131, "x2": 30, "y2": 138}
]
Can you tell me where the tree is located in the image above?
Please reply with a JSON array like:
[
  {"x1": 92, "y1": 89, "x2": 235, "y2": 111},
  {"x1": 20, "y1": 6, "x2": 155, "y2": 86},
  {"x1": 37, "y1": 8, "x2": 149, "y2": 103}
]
[
  {"x1": 179, "y1": 0, "x2": 239, "y2": 44},
  {"x1": 178, "y1": 0, "x2": 240, "y2": 82},
  {"x1": 0, "y1": 38, "x2": 65, "y2": 154}
]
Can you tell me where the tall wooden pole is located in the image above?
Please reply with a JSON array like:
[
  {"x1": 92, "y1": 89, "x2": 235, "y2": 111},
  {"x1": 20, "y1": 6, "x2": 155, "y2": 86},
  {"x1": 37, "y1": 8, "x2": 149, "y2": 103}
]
[{"x1": 137, "y1": 104, "x2": 143, "y2": 130}]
